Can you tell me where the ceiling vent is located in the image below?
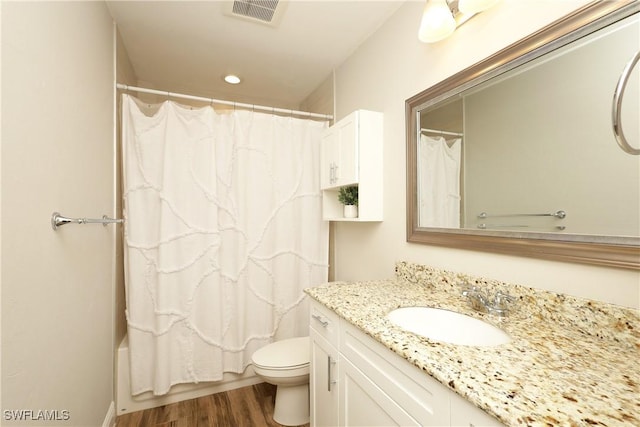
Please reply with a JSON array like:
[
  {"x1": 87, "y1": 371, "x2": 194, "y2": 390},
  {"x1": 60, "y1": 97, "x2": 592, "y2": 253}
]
[{"x1": 225, "y1": 0, "x2": 287, "y2": 26}]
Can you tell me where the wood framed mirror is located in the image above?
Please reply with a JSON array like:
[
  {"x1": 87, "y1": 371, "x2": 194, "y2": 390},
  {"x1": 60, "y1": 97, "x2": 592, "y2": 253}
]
[{"x1": 406, "y1": 1, "x2": 640, "y2": 270}]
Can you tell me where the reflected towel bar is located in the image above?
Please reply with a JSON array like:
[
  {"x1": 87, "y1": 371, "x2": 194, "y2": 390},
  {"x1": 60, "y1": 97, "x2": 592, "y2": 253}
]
[
  {"x1": 477, "y1": 210, "x2": 566, "y2": 219},
  {"x1": 51, "y1": 212, "x2": 124, "y2": 230},
  {"x1": 612, "y1": 50, "x2": 640, "y2": 155},
  {"x1": 478, "y1": 223, "x2": 566, "y2": 230}
]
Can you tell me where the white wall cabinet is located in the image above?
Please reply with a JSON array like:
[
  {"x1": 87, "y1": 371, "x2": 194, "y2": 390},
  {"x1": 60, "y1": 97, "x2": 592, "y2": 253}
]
[
  {"x1": 321, "y1": 113, "x2": 358, "y2": 189},
  {"x1": 309, "y1": 300, "x2": 504, "y2": 427},
  {"x1": 320, "y1": 110, "x2": 383, "y2": 221}
]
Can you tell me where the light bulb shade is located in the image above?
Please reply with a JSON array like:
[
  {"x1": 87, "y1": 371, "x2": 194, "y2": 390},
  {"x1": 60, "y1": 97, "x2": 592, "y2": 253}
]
[
  {"x1": 224, "y1": 74, "x2": 241, "y2": 84},
  {"x1": 418, "y1": 0, "x2": 456, "y2": 43},
  {"x1": 458, "y1": 0, "x2": 499, "y2": 15}
]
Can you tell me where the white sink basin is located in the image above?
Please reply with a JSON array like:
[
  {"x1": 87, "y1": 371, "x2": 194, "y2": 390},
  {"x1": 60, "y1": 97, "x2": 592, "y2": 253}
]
[{"x1": 387, "y1": 306, "x2": 511, "y2": 347}]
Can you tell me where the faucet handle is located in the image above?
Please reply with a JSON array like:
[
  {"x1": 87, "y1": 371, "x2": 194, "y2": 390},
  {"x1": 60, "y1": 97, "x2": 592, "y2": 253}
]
[
  {"x1": 461, "y1": 284, "x2": 488, "y2": 312},
  {"x1": 461, "y1": 283, "x2": 481, "y2": 296},
  {"x1": 493, "y1": 291, "x2": 516, "y2": 306},
  {"x1": 487, "y1": 291, "x2": 516, "y2": 317}
]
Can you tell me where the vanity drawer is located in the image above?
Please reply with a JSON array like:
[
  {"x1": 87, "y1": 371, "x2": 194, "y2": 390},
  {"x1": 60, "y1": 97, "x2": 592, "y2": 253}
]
[{"x1": 309, "y1": 300, "x2": 340, "y2": 348}]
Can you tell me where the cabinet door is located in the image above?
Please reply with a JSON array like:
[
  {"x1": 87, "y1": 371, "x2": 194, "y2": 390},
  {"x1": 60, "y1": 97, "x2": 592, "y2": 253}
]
[
  {"x1": 334, "y1": 114, "x2": 358, "y2": 187},
  {"x1": 320, "y1": 128, "x2": 338, "y2": 189},
  {"x1": 340, "y1": 358, "x2": 420, "y2": 426},
  {"x1": 320, "y1": 112, "x2": 359, "y2": 190},
  {"x1": 310, "y1": 331, "x2": 339, "y2": 427},
  {"x1": 340, "y1": 322, "x2": 450, "y2": 426}
]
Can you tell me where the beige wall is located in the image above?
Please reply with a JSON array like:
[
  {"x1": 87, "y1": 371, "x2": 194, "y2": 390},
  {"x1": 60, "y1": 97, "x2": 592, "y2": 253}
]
[
  {"x1": 1, "y1": 2, "x2": 116, "y2": 426},
  {"x1": 332, "y1": 0, "x2": 640, "y2": 308},
  {"x1": 299, "y1": 73, "x2": 337, "y2": 280},
  {"x1": 300, "y1": 72, "x2": 334, "y2": 117}
]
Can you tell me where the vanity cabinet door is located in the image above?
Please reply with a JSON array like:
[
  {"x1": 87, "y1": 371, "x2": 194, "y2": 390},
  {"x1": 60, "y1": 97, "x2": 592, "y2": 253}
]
[
  {"x1": 310, "y1": 301, "x2": 341, "y2": 427},
  {"x1": 310, "y1": 330, "x2": 339, "y2": 427},
  {"x1": 340, "y1": 322, "x2": 450, "y2": 426},
  {"x1": 340, "y1": 357, "x2": 421, "y2": 426}
]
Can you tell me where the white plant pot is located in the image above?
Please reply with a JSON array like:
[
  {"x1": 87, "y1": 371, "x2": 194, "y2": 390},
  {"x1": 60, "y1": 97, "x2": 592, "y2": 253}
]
[{"x1": 343, "y1": 205, "x2": 358, "y2": 218}]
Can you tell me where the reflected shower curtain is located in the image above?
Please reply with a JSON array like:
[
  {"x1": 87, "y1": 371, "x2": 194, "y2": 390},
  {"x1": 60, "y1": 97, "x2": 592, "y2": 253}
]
[
  {"x1": 121, "y1": 94, "x2": 329, "y2": 395},
  {"x1": 418, "y1": 134, "x2": 462, "y2": 228}
]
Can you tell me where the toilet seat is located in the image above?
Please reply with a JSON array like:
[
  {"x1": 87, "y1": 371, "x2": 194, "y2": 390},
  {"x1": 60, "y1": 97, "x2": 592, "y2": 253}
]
[{"x1": 252, "y1": 336, "x2": 309, "y2": 370}]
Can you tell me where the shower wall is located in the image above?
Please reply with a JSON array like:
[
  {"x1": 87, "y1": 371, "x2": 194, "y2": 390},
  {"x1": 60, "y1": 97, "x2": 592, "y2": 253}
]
[
  {"x1": 113, "y1": 29, "x2": 137, "y2": 362},
  {"x1": 115, "y1": 28, "x2": 137, "y2": 360}
]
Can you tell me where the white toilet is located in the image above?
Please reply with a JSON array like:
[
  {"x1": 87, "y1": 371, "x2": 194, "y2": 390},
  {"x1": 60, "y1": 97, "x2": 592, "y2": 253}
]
[{"x1": 251, "y1": 336, "x2": 310, "y2": 426}]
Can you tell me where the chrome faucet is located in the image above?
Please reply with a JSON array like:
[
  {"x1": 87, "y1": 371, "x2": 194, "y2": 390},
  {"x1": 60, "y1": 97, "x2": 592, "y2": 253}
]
[
  {"x1": 461, "y1": 285, "x2": 488, "y2": 312},
  {"x1": 461, "y1": 285, "x2": 516, "y2": 317}
]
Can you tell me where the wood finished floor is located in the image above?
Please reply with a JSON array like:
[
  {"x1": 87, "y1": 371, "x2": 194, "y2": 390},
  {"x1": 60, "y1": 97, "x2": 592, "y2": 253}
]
[{"x1": 115, "y1": 382, "x2": 310, "y2": 427}]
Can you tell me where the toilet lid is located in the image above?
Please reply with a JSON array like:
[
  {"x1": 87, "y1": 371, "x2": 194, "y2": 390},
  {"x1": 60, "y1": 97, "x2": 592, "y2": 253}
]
[{"x1": 252, "y1": 336, "x2": 310, "y2": 369}]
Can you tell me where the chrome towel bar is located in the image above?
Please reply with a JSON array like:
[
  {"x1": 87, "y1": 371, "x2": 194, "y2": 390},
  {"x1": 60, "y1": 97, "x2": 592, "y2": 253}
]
[
  {"x1": 477, "y1": 210, "x2": 566, "y2": 219},
  {"x1": 478, "y1": 223, "x2": 566, "y2": 230},
  {"x1": 612, "y1": 50, "x2": 640, "y2": 155},
  {"x1": 51, "y1": 212, "x2": 124, "y2": 230}
]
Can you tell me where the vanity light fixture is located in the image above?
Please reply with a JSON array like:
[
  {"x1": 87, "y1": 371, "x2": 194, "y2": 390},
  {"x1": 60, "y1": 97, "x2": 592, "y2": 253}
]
[
  {"x1": 418, "y1": 0, "x2": 498, "y2": 43},
  {"x1": 224, "y1": 74, "x2": 242, "y2": 84}
]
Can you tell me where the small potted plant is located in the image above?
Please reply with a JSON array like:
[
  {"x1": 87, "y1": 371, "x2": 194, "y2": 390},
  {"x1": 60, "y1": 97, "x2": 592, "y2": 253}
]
[{"x1": 338, "y1": 185, "x2": 358, "y2": 218}]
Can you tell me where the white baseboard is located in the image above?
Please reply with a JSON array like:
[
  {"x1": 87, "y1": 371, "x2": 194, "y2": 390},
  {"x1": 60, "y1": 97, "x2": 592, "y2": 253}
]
[{"x1": 102, "y1": 401, "x2": 115, "y2": 427}]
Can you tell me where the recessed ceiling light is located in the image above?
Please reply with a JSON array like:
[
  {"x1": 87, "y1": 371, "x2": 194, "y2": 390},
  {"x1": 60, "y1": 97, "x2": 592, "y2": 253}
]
[{"x1": 224, "y1": 74, "x2": 241, "y2": 85}]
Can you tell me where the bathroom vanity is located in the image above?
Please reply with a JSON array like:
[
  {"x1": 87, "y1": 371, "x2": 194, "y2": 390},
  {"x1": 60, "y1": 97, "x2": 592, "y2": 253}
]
[
  {"x1": 310, "y1": 298, "x2": 499, "y2": 426},
  {"x1": 306, "y1": 262, "x2": 640, "y2": 426}
]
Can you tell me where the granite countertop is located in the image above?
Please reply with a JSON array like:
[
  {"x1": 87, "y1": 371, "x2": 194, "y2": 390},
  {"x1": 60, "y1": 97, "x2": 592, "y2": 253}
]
[{"x1": 305, "y1": 262, "x2": 640, "y2": 427}]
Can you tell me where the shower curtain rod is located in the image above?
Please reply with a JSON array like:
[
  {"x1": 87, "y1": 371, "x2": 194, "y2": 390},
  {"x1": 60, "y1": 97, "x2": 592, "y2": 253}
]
[{"x1": 116, "y1": 84, "x2": 333, "y2": 121}]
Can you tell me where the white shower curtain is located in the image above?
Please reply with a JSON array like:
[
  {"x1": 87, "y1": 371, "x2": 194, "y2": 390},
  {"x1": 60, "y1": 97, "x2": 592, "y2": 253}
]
[
  {"x1": 121, "y1": 94, "x2": 329, "y2": 395},
  {"x1": 418, "y1": 134, "x2": 462, "y2": 228}
]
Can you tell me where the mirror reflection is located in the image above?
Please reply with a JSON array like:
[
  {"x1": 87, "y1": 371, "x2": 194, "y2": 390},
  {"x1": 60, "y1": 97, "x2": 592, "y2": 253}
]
[{"x1": 417, "y1": 10, "x2": 639, "y2": 239}]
